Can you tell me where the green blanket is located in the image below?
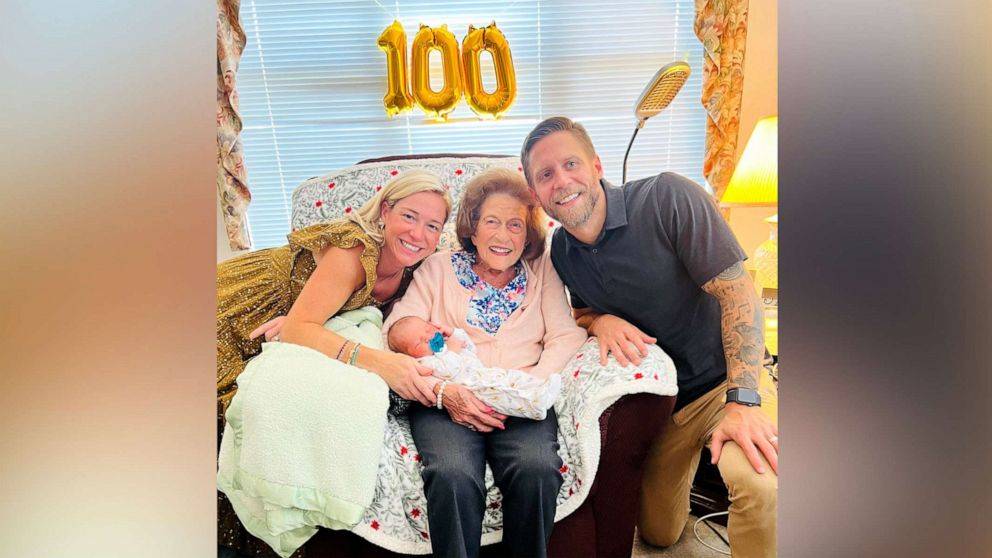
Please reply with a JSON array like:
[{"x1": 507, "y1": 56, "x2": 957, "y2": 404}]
[{"x1": 217, "y1": 307, "x2": 389, "y2": 557}]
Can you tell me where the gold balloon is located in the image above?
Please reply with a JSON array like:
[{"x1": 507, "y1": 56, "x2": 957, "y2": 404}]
[
  {"x1": 460, "y1": 23, "x2": 516, "y2": 119},
  {"x1": 377, "y1": 20, "x2": 415, "y2": 117},
  {"x1": 410, "y1": 24, "x2": 462, "y2": 120}
]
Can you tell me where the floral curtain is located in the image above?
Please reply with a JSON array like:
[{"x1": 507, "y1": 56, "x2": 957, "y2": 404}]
[
  {"x1": 694, "y1": 0, "x2": 749, "y2": 200},
  {"x1": 217, "y1": 0, "x2": 251, "y2": 250}
]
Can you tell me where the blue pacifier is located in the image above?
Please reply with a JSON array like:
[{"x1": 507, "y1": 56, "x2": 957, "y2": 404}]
[{"x1": 428, "y1": 331, "x2": 446, "y2": 354}]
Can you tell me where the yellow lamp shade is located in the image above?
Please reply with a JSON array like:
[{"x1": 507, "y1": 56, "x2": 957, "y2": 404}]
[{"x1": 721, "y1": 116, "x2": 777, "y2": 206}]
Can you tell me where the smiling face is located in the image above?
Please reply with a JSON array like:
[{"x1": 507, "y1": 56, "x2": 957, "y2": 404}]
[
  {"x1": 380, "y1": 191, "x2": 448, "y2": 268},
  {"x1": 470, "y1": 193, "x2": 529, "y2": 274},
  {"x1": 527, "y1": 131, "x2": 605, "y2": 231}
]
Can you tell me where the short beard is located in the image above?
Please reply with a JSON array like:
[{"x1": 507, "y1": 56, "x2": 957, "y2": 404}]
[{"x1": 551, "y1": 186, "x2": 600, "y2": 229}]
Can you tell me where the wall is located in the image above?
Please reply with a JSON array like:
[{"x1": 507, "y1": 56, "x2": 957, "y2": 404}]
[{"x1": 727, "y1": 0, "x2": 778, "y2": 258}]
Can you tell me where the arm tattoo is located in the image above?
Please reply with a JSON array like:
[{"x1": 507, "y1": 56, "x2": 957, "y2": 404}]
[{"x1": 701, "y1": 262, "x2": 764, "y2": 390}]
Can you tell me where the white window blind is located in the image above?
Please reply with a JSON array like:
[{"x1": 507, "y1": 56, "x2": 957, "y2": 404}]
[{"x1": 239, "y1": 0, "x2": 707, "y2": 249}]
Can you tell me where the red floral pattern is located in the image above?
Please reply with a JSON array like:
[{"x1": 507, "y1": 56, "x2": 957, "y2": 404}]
[
  {"x1": 287, "y1": 162, "x2": 678, "y2": 553},
  {"x1": 349, "y1": 335, "x2": 677, "y2": 554}
]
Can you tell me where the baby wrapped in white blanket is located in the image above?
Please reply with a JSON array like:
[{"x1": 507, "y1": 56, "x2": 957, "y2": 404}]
[{"x1": 389, "y1": 316, "x2": 562, "y2": 420}]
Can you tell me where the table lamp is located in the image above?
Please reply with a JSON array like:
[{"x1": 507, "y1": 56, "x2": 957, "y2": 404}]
[{"x1": 720, "y1": 115, "x2": 778, "y2": 354}]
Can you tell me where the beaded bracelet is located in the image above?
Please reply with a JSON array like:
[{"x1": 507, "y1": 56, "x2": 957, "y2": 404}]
[
  {"x1": 436, "y1": 380, "x2": 450, "y2": 410},
  {"x1": 348, "y1": 343, "x2": 361, "y2": 366},
  {"x1": 335, "y1": 340, "x2": 350, "y2": 362}
]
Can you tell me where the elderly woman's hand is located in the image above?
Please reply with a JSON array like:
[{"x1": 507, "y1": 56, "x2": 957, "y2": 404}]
[
  {"x1": 375, "y1": 352, "x2": 438, "y2": 407},
  {"x1": 440, "y1": 383, "x2": 507, "y2": 432}
]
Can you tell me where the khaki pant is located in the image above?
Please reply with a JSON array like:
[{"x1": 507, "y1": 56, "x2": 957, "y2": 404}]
[{"x1": 638, "y1": 371, "x2": 778, "y2": 557}]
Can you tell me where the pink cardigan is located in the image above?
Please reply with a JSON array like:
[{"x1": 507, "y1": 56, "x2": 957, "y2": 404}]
[{"x1": 383, "y1": 249, "x2": 588, "y2": 379}]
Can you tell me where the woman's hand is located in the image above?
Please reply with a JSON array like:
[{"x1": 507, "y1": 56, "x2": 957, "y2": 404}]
[
  {"x1": 440, "y1": 383, "x2": 507, "y2": 432},
  {"x1": 249, "y1": 316, "x2": 286, "y2": 341},
  {"x1": 375, "y1": 352, "x2": 438, "y2": 407}
]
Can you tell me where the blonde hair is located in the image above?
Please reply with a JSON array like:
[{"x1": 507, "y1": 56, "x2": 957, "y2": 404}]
[
  {"x1": 455, "y1": 166, "x2": 547, "y2": 263},
  {"x1": 347, "y1": 169, "x2": 453, "y2": 245}
]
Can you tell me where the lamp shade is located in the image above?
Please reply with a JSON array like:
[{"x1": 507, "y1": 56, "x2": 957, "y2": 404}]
[{"x1": 720, "y1": 116, "x2": 777, "y2": 206}]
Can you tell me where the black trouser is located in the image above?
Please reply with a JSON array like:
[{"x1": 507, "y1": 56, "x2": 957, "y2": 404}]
[{"x1": 409, "y1": 406, "x2": 564, "y2": 558}]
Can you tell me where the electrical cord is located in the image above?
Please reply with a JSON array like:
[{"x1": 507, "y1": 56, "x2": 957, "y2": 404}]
[
  {"x1": 693, "y1": 511, "x2": 731, "y2": 555},
  {"x1": 621, "y1": 125, "x2": 640, "y2": 184}
]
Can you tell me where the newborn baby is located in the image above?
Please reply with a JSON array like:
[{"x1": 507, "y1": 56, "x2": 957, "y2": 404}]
[{"x1": 388, "y1": 316, "x2": 562, "y2": 420}]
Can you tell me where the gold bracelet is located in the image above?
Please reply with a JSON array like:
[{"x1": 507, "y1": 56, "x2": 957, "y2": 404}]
[{"x1": 335, "y1": 340, "x2": 350, "y2": 362}]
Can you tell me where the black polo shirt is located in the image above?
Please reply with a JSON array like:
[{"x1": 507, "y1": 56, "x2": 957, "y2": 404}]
[{"x1": 550, "y1": 173, "x2": 747, "y2": 410}]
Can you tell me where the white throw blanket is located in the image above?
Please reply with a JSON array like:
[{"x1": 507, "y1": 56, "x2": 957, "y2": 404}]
[{"x1": 217, "y1": 307, "x2": 390, "y2": 558}]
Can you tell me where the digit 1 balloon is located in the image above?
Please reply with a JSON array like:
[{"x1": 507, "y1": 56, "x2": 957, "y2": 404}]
[{"x1": 377, "y1": 20, "x2": 415, "y2": 118}]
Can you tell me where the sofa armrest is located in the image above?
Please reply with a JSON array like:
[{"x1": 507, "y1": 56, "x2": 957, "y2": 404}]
[{"x1": 549, "y1": 393, "x2": 675, "y2": 558}]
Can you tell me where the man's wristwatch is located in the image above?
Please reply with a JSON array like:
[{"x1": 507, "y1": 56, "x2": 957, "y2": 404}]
[{"x1": 726, "y1": 387, "x2": 762, "y2": 407}]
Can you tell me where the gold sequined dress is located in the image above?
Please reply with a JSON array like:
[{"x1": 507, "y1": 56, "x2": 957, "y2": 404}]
[
  {"x1": 216, "y1": 219, "x2": 390, "y2": 421},
  {"x1": 218, "y1": 220, "x2": 410, "y2": 557}
]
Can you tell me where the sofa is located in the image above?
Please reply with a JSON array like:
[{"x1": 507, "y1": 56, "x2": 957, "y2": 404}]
[{"x1": 218, "y1": 154, "x2": 677, "y2": 558}]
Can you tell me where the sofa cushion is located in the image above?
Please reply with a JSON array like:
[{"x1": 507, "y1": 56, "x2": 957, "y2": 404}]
[{"x1": 291, "y1": 156, "x2": 523, "y2": 233}]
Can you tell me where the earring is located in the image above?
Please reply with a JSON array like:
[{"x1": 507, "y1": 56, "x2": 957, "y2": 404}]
[{"x1": 377, "y1": 219, "x2": 385, "y2": 232}]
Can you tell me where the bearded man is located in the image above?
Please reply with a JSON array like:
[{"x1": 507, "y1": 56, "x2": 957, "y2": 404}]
[{"x1": 520, "y1": 116, "x2": 778, "y2": 558}]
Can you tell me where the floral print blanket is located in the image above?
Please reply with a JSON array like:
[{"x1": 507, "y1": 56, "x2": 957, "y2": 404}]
[{"x1": 350, "y1": 336, "x2": 678, "y2": 554}]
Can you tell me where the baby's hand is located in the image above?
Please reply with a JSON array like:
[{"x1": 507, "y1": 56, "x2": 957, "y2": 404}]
[{"x1": 446, "y1": 335, "x2": 467, "y2": 353}]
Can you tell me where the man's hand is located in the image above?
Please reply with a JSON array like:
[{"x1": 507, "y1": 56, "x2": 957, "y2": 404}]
[
  {"x1": 709, "y1": 403, "x2": 778, "y2": 474},
  {"x1": 588, "y1": 314, "x2": 657, "y2": 367}
]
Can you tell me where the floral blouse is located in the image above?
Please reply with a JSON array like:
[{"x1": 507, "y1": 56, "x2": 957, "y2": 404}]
[{"x1": 451, "y1": 251, "x2": 528, "y2": 335}]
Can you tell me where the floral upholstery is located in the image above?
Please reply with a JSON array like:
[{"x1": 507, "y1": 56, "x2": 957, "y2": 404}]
[{"x1": 289, "y1": 156, "x2": 678, "y2": 554}]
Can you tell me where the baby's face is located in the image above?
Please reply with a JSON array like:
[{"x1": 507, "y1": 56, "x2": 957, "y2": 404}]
[{"x1": 391, "y1": 318, "x2": 441, "y2": 358}]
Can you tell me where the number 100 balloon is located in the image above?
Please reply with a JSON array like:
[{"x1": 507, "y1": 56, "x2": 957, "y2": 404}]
[{"x1": 377, "y1": 21, "x2": 517, "y2": 120}]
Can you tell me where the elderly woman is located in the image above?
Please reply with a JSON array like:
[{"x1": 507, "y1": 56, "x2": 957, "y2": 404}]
[
  {"x1": 217, "y1": 170, "x2": 454, "y2": 555},
  {"x1": 382, "y1": 167, "x2": 588, "y2": 558}
]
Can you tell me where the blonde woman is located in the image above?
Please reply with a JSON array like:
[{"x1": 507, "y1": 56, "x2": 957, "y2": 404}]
[{"x1": 216, "y1": 169, "x2": 453, "y2": 423}]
